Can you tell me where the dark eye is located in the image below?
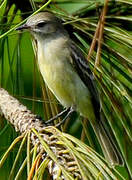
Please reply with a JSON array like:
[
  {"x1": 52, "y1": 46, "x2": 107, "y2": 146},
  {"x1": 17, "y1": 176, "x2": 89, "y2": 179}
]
[{"x1": 36, "y1": 21, "x2": 46, "y2": 28}]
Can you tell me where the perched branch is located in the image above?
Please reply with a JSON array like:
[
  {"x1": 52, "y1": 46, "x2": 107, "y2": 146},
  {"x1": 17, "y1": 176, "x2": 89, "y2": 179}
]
[
  {"x1": 0, "y1": 88, "x2": 44, "y2": 133},
  {"x1": 0, "y1": 88, "x2": 81, "y2": 179}
]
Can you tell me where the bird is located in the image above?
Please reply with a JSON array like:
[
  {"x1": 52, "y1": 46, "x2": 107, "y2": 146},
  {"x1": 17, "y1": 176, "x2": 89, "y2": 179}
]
[{"x1": 16, "y1": 11, "x2": 123, "y2": 166}]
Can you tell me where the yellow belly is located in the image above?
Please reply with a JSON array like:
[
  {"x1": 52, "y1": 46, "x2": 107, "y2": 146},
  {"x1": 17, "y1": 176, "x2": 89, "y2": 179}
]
[
  {"x1": 40, "y1": 62, "x2": 76, "y2": 107},
  {"x1": 37, "y1": 39, "x2": 95, "y2": 121},
  {"x1": 39, "y1": 61, "x2": 95, "y2": 122}
]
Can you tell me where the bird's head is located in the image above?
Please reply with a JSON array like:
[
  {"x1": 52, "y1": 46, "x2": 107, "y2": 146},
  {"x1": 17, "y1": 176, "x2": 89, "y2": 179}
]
[{"x1": 16, "y1": 12, "x2": 64, "y2": 39}]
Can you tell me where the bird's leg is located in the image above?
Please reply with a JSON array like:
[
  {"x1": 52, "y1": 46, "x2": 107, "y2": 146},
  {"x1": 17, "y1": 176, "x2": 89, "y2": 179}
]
[
  {"x1": 56, "y1": 107, "x2": 75, "y2": 127},
  {"x1": 45, "y1": 107, "x2": 70, "y2": 125}
]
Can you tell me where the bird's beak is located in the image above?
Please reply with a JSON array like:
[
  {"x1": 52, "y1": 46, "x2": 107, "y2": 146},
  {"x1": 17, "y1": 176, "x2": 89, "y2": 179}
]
[{"x1": 16, "y1": 23, "x2": 30, "y2": 31}]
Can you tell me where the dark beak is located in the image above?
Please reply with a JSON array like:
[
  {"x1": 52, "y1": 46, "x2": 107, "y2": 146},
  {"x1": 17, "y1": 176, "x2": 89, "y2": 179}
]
[{"x1": 16, "y1": 24, "x2": 30, "y2": 31}]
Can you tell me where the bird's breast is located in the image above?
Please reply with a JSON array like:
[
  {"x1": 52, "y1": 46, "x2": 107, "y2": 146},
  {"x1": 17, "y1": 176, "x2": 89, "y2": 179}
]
[
  {"x1": 37, "y1": 41, "x2": 75, "y2": 107},
  {"x1": 36, "y1": 39, "x2": 95, "y2": 122}
]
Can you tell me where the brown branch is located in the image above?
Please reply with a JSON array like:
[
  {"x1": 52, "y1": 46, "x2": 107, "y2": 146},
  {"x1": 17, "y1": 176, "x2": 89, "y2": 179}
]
[
  {"x1": 87, "y1": 0, "x2": 109, "y2": 73},
  {"x1": 94, "y1": 0, "x2": 109, "y2": 69},
  {"x1": 0, "y1": 88, "x2": 81, "y2": 179},
  {"x1": 87, "y1": 20, "x2": 100, "y2": 61}
]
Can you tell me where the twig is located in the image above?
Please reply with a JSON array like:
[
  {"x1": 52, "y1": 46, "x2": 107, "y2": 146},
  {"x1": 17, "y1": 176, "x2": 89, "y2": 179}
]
[{"x1": 94, "y1": 0, "x2": 109, "y2": 69}]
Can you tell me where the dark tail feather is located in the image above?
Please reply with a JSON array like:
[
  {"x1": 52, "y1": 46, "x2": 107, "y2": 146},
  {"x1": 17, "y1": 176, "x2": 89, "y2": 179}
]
[{"x1": 93, "y1": 120, "x2": 124, "y2": 166}]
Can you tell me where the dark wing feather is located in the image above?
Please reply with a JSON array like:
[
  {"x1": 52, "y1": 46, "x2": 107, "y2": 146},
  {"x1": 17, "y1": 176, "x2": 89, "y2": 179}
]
[
  {"x1": 69, "y1": 41, "x2": 101, "y2": 120},
  {"x1": 69, "y1": 42, "x2": 124, "y2": 166}
]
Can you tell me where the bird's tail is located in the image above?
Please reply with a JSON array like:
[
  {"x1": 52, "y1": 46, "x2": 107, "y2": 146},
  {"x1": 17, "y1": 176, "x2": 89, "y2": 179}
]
[{"x1": 92, "y1": 119, "x2": 124, "y2": 166}]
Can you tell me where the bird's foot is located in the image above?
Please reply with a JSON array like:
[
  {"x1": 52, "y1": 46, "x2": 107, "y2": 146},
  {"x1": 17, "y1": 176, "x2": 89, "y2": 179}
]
[
  {"x1": 45, "y1": 107, "x2": 70, "y2": 125},
  {"x1": 55, "y1": 107, "x2": 74, "y2": 128}
]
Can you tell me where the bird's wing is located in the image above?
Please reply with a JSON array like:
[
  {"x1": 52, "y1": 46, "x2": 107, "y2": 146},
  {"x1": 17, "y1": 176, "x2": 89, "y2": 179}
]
[
  {"x1": 69, "y1": 41, "x2": 101, "y2": 119},
  {"x1": 69, "y1": 42, "x2": 124, "y2": 166}
]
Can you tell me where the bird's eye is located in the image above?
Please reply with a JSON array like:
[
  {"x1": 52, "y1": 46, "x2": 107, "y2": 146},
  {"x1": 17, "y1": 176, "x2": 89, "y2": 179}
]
[{"x1": 36, "y1": 21, "x2": 46, "y2": 28}]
